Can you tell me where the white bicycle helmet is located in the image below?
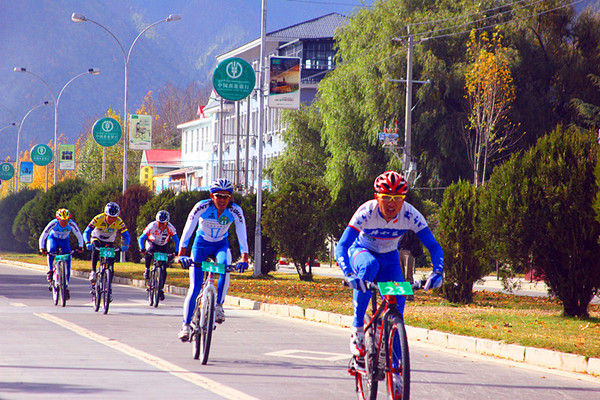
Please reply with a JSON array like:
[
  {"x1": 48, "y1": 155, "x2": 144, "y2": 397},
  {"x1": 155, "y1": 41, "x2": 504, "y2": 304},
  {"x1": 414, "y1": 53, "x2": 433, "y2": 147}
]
[
  {"x1": 209, "y1": 178, "x2": 233, "y2": 193},
  {"x1": 156, "y1": 210, "x2": 170, "y2": 223},
  {"x1": 104, "y1": 202, "x2": 120, "y2": 217}
]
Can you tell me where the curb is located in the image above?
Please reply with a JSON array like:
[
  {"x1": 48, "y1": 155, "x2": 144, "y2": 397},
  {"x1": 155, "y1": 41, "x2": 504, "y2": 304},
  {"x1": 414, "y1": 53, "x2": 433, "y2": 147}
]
[{"x1": 4, "y1": 258, "x2": 599, "y2": 378}]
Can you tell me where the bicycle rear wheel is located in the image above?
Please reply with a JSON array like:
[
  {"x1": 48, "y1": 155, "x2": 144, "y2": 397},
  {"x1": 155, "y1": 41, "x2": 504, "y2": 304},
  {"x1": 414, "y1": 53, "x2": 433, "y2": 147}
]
[
  {"x1": 200, "y1": 289, "x2": 215, "y2": 364},
  {"x1": 385, "y1": 314, "x2": 410, "y2": 400},
  {"x1": 355, "y1": 327, "x2": 378, "y2": 400},
  {"x1": 102, "y1": 267, "x2": 112, "y2": 314},
  {"x1": 59, "y1": 261, "x2": 67, "y2": 307}
]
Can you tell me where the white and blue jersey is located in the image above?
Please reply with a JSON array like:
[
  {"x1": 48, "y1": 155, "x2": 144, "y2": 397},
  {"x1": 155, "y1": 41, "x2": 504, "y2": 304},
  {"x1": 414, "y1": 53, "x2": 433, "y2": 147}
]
[
  {"x1": 39, "y1": 219, "x2": 84, "y2": 250},
  {"x1": 179, "y1": 199, "x2": 248, "y2": 253},
  {"x1": 335, "y1": 199, "x2": 443, "y2": 327}
]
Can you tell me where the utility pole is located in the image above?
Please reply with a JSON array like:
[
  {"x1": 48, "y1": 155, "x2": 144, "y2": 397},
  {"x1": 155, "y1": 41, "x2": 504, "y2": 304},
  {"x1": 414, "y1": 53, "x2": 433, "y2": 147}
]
[{"x1": 254, "y1": 0, "x2": 267, "y2": 276}]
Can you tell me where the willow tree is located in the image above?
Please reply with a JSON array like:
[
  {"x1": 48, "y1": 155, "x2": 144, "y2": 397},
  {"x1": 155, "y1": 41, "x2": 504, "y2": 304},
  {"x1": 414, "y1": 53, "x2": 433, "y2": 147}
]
[{"x1": 464, "y1": 29, "x2": 517, "y2": 187}]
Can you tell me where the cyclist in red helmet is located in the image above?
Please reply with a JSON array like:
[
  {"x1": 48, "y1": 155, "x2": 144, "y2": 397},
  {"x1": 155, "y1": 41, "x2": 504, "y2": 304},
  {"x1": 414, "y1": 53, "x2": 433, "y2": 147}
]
[{"x1": 335, "y1": 170, "x2": 444, "y2": 356}]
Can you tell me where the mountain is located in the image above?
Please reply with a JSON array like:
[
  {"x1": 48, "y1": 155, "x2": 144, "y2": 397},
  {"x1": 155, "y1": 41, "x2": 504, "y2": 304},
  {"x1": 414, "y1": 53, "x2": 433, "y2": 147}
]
[{"x1": 0, "y1": 0, "x2": 371, "y2": 162}]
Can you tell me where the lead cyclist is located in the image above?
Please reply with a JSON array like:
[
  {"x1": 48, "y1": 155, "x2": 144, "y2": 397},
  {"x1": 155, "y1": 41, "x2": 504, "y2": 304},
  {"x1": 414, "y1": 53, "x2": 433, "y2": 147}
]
[{"x1": 335, "y1": 170, "x2": 444, "y2": 357}]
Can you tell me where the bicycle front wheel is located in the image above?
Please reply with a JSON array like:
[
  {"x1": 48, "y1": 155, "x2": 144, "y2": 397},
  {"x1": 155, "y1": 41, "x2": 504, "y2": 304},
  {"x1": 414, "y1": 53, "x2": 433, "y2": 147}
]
[
  {"x1": 59, "y1": 261, "x2": 67, "y2": 307},
  {"x1": 102, "y1": 267, "x2": 112, "y2": 314},
  {"x1": 200, "y1": 289, "x2": 215, "y2": 364},
  {"x1": 385, "y1": 313, "x2": 410, "y2": 400},
  {"x1": 153, "y1": 265, "x2": 163, "y2": 308},
  {"x1": 355, "y1": 326, "x2": 378, "y2": 400},
  {"x1": 51, "y1": 268, "x2": 59, "y2": 306}
]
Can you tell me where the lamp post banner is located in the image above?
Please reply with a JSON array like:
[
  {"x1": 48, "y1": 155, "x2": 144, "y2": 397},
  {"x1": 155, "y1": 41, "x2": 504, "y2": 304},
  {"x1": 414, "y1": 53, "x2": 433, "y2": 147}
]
[
  {"x1": 129, "y1": 114, "x2": 152, "y2": 150},
  {"x1": 20, "y1": 161, "x2": 34, "y2": 183},
  {"x1": 92, "y1": 117, "x2": 122, "y2": 147},
  {"x1": 268, "y1": 56, "x2": 301, "y2": 109},
  {"x1": 212, "y1": 57, "x2": 255, "y2": 101},
  {"x1": 0, "y1": 163, "x2": 15, "y2": 180},
  {"x1": 59, "y1": 144, "x2": 76, "y2": 170},
  {"x1": 31, "y1": 144, "x2": 53, "y2": 166}
]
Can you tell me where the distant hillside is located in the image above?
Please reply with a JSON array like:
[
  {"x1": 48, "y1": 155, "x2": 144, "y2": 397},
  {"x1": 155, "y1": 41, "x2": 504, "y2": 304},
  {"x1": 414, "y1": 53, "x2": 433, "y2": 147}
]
[{"x1": 0, "y1": 0, "x2": 369, "y2": 162}]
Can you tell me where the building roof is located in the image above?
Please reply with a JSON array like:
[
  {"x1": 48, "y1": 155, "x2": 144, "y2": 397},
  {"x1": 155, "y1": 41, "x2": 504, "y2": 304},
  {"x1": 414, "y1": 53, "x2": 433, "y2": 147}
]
[
  {"x1": 141, "y1": 149, "x2": 181, "y2": 166},
  {"x1": 268, "y1": 12, "x2": 348, "y2": 39}
]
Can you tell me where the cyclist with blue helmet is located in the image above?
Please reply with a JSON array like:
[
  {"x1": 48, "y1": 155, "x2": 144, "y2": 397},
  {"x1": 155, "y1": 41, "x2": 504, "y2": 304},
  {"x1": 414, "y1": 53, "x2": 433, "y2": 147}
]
[
  {"x1": 138, "y1": 210, "x2": 180, "y2": 301},
  {"x1": 177, "y1": 178, "x2": 249, "y2": 341},
  {"x1": 335, "y1": 171, "x2": 444, "y2": 356},
  {"x1": 83, "y1": 202, "x2": 131, "y2": 282}
]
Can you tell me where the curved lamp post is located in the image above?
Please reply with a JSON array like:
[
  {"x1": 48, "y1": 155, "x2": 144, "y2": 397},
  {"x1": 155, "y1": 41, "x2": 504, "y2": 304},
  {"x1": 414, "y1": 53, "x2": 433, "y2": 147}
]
[
  {"x1": 71, "y1": 12, "x2": 181, "y2": 195},
  {"x1": 0, "y1": 122, "x2": 17, "y2": 133},
  {"x1": 15, "y1": 101, "x2": 52, "y2": 192},
  {"x1": 14, "y1": 67, "x2": 100, "y2": 187}
]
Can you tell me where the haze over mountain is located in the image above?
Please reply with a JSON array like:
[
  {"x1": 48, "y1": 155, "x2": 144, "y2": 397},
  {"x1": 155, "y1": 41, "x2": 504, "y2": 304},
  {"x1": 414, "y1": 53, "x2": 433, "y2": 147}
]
[{"x1": 0, "y1": 0, "x2": 372, "y2": 162}]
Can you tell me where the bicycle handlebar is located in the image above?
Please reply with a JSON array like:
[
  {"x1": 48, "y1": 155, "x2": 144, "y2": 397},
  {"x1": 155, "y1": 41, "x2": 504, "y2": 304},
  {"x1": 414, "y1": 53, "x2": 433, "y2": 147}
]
[
  {"x1": 47, "y1": 250, "x2": 77, "y2": 256},
  {"x1": 342, "y1": 279, "x2": 425, "y2": 292}
]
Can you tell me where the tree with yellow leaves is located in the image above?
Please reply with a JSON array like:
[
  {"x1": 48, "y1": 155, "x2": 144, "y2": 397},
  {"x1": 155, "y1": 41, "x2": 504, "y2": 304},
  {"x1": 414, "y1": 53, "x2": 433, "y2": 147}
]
[{"x1": 464, "y1": 29, "x2": 518, "y2": 186}]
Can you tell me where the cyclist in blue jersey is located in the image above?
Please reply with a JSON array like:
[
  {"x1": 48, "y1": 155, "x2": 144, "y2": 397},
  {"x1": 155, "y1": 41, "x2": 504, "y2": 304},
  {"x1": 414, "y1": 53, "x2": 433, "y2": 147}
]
[
  {"x1": 177, "y1": 178, "x2": 249, "y2": 341},
  {"x1": 335, "y1": 170, "x2": 444, "y2": 356},
  {"x1": 39, "y1": 208, "x2": 84, "y2": 299}
]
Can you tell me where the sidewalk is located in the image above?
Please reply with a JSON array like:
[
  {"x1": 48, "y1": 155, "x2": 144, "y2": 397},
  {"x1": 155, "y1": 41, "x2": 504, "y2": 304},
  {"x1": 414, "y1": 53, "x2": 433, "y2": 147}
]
[{"x1": 3, "y1": 257, "x2": 600, "y2": 379}]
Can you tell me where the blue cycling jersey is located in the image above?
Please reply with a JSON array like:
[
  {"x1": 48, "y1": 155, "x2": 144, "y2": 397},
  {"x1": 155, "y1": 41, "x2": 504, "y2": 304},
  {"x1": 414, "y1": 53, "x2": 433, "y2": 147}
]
[
  {"x1": 179, "y1": 199, "x2": 249, "y2": 254},
  {"x1": 39, "y1": 219, "x2": 84, "y2": 250}
]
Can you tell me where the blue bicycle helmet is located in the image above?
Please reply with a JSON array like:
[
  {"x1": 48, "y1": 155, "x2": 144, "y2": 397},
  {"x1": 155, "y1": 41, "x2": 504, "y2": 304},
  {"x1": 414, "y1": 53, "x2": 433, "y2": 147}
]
[{"x1": 209, "y1": 178, "x2": 233, "y2": 193}]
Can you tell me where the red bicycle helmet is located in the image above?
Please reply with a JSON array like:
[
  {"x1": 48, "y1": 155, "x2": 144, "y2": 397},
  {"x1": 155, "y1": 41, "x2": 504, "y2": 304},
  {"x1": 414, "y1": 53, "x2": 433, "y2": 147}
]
[{"x1": 374, "y1": 171, "x2": 408, "y2": 195}]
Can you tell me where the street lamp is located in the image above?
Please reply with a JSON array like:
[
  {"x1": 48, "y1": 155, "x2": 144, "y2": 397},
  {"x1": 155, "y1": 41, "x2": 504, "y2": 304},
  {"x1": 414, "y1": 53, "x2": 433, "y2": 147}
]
[
  {"x1": 0, "y1": 122, "x2": 17, "y2": 133},
  {"x1": 15, "y1": 101, "x2": 52, "y2": 192},
  {"x1": 14, "y1": 67, "x2": 100, "y2": 187},
  {"x1": 71, "y1": 12, "x2": 181, "y2": 194}
]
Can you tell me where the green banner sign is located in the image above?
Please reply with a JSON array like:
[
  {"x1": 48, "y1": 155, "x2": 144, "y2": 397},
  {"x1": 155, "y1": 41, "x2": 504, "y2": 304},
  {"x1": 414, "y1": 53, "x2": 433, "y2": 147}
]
[
  {"x1": 212, "y1": 57, "x2": 255, "y2": 101},
  {"x1": 92, "y1": 117, "x2": 122, "y2": 147},
  {"x1": 0, "y1": 163, "x2": 15, "y2": 180},
  {"x1": 31, "y1": 144, "x2": 53, "y2": 166}
]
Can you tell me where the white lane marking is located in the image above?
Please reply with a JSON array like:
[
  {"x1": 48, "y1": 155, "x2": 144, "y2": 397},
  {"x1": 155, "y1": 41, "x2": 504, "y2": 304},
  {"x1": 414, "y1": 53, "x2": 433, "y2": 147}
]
[
  {"x1": 10, "y1": 303, "x2": 27, "y2": 307},
  {"x1": 265, "y1": 349, "x2": 348, "y2": 362},
  {"x1": 35, "y1": 313, "x2": 261, "y2": 400}
]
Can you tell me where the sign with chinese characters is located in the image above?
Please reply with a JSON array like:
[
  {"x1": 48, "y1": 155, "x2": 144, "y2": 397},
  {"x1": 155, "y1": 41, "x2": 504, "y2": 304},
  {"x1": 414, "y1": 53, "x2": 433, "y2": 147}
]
[
  {"x1": 92, "y1": 117, "x2": 122, "y2": 147},
  {"x1": 269, "y1": 56, "x2": 301, "y2": 109},
  {"x1": 212, "y1": 57, "x2": 255, "y2": 101},
  {"x1": 129, "y1": 114, "x2": 152, "y2": 150},
  {"x1": 0, "y1": 163, "x2": 15, "y2": 180},
  {"x1": 59, "y1": 144, "x2": 75, "y2": 170},
  {"x1": 31, "y1": 144, "x2": 53, "y2": 166}
]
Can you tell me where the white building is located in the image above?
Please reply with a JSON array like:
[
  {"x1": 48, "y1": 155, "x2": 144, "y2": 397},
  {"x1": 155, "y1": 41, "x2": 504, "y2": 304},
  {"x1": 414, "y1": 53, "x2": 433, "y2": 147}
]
[{"x1": 176, "y1": 13, "x2": 347, "y2": 192}]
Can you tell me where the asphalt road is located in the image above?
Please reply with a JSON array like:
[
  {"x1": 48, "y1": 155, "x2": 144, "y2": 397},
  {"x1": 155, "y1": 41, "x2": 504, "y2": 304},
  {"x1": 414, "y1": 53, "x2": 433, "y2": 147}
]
[{"x1": 1, "y1": 262, "x2": 599, "y2": 400}]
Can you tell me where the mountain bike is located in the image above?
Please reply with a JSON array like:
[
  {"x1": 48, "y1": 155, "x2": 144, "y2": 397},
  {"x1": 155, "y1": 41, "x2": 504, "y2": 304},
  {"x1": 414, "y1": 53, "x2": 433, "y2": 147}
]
[
  {"x1": 90, "y1": 245, "x2": 119, "y2": 315},
  {"x1": 146, "y1": 252, "x2": 173, "y2": 308},
  {"x1": 348, "y1": 280, "x2": 421, "y2": 400},
  {"x1": 48, "y1": 250, "x2": 75, "y2": 307},
  {"x1": 188, "y1": 261, "x2": 234, "y2": 364}
]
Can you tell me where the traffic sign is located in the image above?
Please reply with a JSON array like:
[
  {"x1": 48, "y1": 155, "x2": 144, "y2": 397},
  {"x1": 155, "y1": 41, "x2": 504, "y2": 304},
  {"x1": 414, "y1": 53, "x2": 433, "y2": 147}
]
[
  {"x1": 92, "y1": 117, "x2": 122, "y2": 147},
  {"x1": 212, "y1": 57, "x2": 255, "y2": 101},
  {"x1": 31, "y1": 144, "x2": 53, "y2": 166},
  {"x1": 0, "y1": 163, "x2": 14, "y2": 180}
]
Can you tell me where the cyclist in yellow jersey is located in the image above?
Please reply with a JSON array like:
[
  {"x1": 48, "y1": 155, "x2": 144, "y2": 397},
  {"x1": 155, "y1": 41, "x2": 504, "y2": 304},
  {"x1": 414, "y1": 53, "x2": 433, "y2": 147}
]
[{"x1": 83, "y1": 202, "x2": 131, "y2": 281}]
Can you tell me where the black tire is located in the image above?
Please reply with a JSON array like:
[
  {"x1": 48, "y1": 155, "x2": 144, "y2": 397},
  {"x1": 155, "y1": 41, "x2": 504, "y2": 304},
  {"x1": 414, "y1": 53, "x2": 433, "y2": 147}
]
[
  {"x1": 200, "y1": 290, "x2": 215, "y2": 365},
  {"x1": 59, "y1": 261, "x2": 67, "y2": 307},
  {"x1": 148, "y1": 267, "x2": 156, "y2": 307},
  {"x1": 355, "y1": 327, "x2": 378, "y2": 400},
  {"x1": 51, "y1": 267, "x2": 59, "y2": 306},
  {"x1": 153, "y1": 265, "x2": 163, "y2": 308},
  {"x1": 102, "y1": 267, "x2": 112, "y2": 314},
  {"x1": 385, "y1": 314, "x2": 410, "y2": 400},
  {"x1": 192, "y1": 296, "x2": 202, "y2": 359},
  {"x1": 93, "y1": 271, "x2": 101, "y2": 312}
]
